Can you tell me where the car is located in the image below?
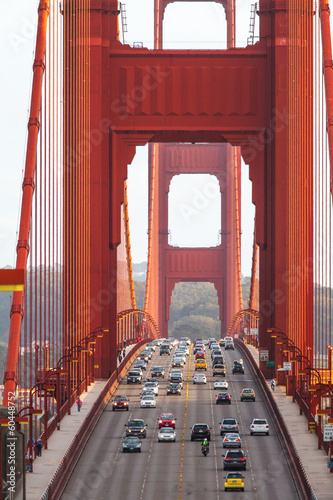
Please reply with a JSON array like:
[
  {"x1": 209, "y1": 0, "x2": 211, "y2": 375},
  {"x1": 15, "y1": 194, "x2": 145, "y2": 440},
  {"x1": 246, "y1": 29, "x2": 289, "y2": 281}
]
[
  {"x1": 125, "y1": 419, "x2": 147, "y2": 438},
  {"x1": 140, "y1": 395, "x2": 157, "y2": 408},
  {"x1": 127, "y1": 370, "x2": 142, "y2": 384},
  {"x1": 224, "y1": 472, "x2": 244, "y2": 492},
  {"x1": 212, "y1": 355, "x2": 224, "y2": 367},
  {"x1": 158, "y1": 413, "x2": 177, "y2": 428},
  {"x1": 151, "y1": 366, "x2": 165, "y2": 378},
  {"x1": 152, "y1": 339, "x2": 161, "y2": 346},
  {"x1": 158, "y1": 427, "x2": 176, "y2": 442},
  {"x1": 169, "y1": 369, "x2": 183, "y2": 379},
  {"x1": 222, "y1": 449, "x2": 247, "y2": 470},
  {"x1": 193, "y1": 373, "x2": 207, "y2": 384},
  {"x1": 167, "y1": 383, "x2": 182, "y2": 395},
  {"x1": 172, "y1": 357, "x2": 185, "y2": 367},
  {"x1": 142, "y1": 381, "x2": 159, "y2": 395},
  {"x1": 214, "y1": 380, "x2": 228, "y2": 390},
  {"x1": 240, "y1": 388, "x2": 255, "y2": 401},
  {"x1": 193, "y1": 345, "x2": 204, "y2": 354},
  {"x1": 140, "y1": 389, "x2": 155, "y2": 399},
  {"x1": 170, "y1": 375, "x2": 183, "y2": 387},
  {"x1": 112, "y1": 395, "x2": 129, "y2": 411},
  {"x1": 134, "y1": 360, "x2": 147, "y2": 371},
  {"x1": 250, "y1": 418, "x2": 270, "y2": 435},
  {"x1": 219, "y1": 339, "x2": 226, "y2": 347},
  {"x1": 122, "y1": 436, "x2": 142, "y2": 453},
  {"x1": 232, "y1": 363, "x2": 245, "y2": 374},
  {"x1": 195, "y1": 359, "x2": 207, "y2": 371},
  {"x1": 195, "y1": 351, "x2": 205, "y2": 359},
  {"x1": 190, "y1": 423, "x2": 211, "y2": 441},
  {"x1": 234, "y1": 359, "x2": 244, "y2": 365},
  {"x1": 216, "y1": 392, "x2": 231, "y2": 404},
  {"x1": 146, "y1": 343, "x2": 156, "y2": 351},
  {"x1": 137, "y1": 353, "x2": 149, "y2": 363},
  {"x1": 219, "y1": 418, "x2": 239, "y2": 435},
  {"x1": 211, "y1": 348, "x2": 222, "y2": 358},
  {"x1": 223, "y1": 433, "x2": 242, "y2": 448},
  {"x1": 160, "y1": 345, "x2": 171, "y2": 355},
  {"x1": 180, "y1": 336, "x2": 191, "y2": 345},
  {"x1": 213, "y1": 364, "x2": 226, "y2": 377},
  {"x1": 225, "y1": 342, "x2": 235, "y2": 350},
  {"x1": 142, "y1": 349, "x2": 152, "y2": 360}
]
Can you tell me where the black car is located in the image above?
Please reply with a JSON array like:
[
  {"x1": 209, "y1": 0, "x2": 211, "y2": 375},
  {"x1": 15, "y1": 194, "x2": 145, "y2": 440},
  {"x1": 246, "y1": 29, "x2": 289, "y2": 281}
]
[
  {"x1": 170, "y1": 374, "x2": 183, "y2": 387},
  {"x1": 151, "y1": 366, "x2": 165, "y2": 378},
  {"x1": 127, "y1": 370, "x2": 142, "y2": 384},
  {"x1": 160, "y1": 345, "x2": 171, "y2": 355},
  {"x1": 122, "y1": 436, "x2": 142, "y2": 453},
  {"x1": 125, "y1": 419, "x2": 147, "y2": 438},
  {"x1": 190, "y1": 423, "x2": 211, "y2": 441},
  {"x1": 216, "y1": 392, "x2": 231, "y2": 405},
  {"x1": 167, "y1": 383, "x2": 181, "y2": 395},
  {"x1": 222, "y1": 449, "x2": 247, "y2": 470},
  {"x1": 232, "y1": 363, "x2": 245, "y2": 374},
  {"x1": 112, "y1": 395, "x2": 129, "y2": 411},
  {"x1": 212, "y1": 355, "x2": 224, "y2": 367}
]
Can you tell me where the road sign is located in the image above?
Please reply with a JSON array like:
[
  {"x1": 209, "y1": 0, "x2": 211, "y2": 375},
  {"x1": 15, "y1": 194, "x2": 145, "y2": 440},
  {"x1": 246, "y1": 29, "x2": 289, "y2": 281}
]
[
  {"x1": 327, "y1": 461, "x2": 333, "y2": 468},
  {"x1": 283, "y1": 362, "x2": 292, "y2": 371},
  {"x1": 260, "y1": 350, "x2": 269, "y2": 362},
  {"x1": 323, "y1": 424, "x2": 333, "y2": 442},
  {"x1": 251, "y1": 328, "x2": 258, "y2": 336},
  {"x1": 267, "y1": 361, "x2": 275, "y2": 367}
]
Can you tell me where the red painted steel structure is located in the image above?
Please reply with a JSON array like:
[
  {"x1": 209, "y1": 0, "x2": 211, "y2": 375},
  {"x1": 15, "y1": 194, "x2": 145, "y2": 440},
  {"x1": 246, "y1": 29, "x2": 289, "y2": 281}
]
[{"x1": 145, "y1": 0, "x2": 242, "y2": 339}]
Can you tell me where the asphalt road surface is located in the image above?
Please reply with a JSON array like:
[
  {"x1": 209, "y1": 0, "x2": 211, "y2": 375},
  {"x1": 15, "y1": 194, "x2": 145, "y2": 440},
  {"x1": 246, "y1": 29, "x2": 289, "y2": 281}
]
[{"x1": 61, "y1": 341, "x2": 298, "y2": 500}]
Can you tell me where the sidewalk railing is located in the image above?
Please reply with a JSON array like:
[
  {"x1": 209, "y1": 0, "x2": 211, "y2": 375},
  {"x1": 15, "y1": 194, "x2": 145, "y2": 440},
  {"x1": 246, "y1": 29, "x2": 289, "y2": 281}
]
[
  {"x1": 235, "y1": 339, "x2": 318, "y2": 500},
  {"x1": 40, "y1": 339, "x2": 149, "y2": 500}
]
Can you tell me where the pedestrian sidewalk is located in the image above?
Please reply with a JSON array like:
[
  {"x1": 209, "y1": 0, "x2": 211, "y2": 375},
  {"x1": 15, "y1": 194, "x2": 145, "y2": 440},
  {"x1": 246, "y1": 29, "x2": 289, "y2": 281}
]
[
  {"x1": 26, "y1": 344, "x2": 136, "y2": 500},
  {"x1": 246, "y1": 344, "x2": 332, "y2": 500}
]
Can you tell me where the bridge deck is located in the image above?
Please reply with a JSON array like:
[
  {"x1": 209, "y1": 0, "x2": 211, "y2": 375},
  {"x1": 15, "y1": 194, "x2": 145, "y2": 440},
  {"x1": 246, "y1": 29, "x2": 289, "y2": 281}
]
[{"x1": 27, "y1": 345, "x2": 332, "y2": 500}]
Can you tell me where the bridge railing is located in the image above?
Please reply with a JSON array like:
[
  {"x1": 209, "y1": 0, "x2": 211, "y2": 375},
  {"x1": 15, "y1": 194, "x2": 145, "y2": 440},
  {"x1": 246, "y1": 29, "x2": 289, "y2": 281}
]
[{"x1": 40, "y1": 338, "x2": 150, "y2": 500}]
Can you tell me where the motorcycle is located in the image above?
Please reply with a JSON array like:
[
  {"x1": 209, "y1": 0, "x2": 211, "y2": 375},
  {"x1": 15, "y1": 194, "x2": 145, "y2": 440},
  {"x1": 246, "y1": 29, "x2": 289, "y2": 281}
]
[{"x1": 201, "y1": 444, "x2": 209, "y2": 456}]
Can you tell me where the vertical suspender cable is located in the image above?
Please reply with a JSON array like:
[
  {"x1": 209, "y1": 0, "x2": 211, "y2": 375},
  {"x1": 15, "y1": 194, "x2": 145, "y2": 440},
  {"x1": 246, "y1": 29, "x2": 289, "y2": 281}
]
[{"x1": 3, "y1": 1, "x2": 50, "y2": 405}]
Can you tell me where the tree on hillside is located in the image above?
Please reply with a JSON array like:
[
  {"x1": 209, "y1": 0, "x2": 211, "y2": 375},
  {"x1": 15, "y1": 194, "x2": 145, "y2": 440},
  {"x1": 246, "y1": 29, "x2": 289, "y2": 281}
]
[{"x1": 169, "y1": 315, "x2": 220, "y2": 341}]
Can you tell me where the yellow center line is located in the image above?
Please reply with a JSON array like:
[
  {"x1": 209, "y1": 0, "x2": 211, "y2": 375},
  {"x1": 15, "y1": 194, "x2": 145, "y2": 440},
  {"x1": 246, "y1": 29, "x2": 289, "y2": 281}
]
[{"x1": 179, "y1": 345, "x2": 192, "y2": 500}]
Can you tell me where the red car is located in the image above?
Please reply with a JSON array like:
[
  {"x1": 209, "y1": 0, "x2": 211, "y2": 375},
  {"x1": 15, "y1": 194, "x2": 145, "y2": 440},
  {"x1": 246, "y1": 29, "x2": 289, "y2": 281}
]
[
  {"x1": 158, "y1": 413, "x2": 177, "y2": 429},
  {"x1": 195, "y1": 351, "x2": 205, "y2": 359}
]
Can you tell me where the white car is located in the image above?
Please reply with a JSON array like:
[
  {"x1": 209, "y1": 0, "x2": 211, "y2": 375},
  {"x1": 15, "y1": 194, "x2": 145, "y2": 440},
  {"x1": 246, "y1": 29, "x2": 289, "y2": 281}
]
[
  {"x1": 158, "y1": 427, "x2": 176, "y2": 442},
  {"x1": 146, "y1": 343, "x2": 156, "y2": 351},
  {"x1": 140, "y1": 389, "x2": 155, "y2": 399},
  {"x1": 142, "y1": 382, "x2": 159, "y2": 395},
  {"x1": 193, "y1": 373, "x2": 207, "y2": 384},
  {"x1": 140, "y1": 395, "x2": 157, "y2": 408},
  {"x1": 250, "y1": 418, "x2": 270, "y2": 435},
  {"x1": 214, "y1": 380, "x2": 228, "y2": 390}
]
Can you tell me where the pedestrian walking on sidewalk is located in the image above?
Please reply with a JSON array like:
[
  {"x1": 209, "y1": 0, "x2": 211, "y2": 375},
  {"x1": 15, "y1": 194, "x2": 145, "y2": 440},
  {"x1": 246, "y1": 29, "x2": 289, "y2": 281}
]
[
  {"x1": 123, "y1": 340, "x2": 127, "y2": 348},
  {"x1": 76, "y1": 397, "x2": 82, "y2": 411},
  {"x1": 37, "y1": 439, "x2": 42, "y2": 457},
  {"x1": 122, "y1": 349, "x2": 126, "y2": 359},
  {"x1": 118, "y1": 353, "x2": 122, "y2": 364}
]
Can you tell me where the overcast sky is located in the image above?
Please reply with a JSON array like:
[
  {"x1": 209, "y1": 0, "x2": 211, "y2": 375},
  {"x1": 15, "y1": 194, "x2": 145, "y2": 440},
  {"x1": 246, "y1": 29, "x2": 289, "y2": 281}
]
[{"x1": 1, "y1": 1, "x2": 261, "y2": 275}]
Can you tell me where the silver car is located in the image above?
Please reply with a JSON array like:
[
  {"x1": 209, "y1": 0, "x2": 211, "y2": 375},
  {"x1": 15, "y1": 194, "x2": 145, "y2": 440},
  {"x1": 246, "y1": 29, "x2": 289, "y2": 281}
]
[
  {"x1": 223, "y1": 433, "x2": 242, "y2": 448},
  {"x1": 158, "y1": 427, "x2": 176, "y2": 442},
  {"x1": 219, "y1": 418, "x2": 239, "y2": 435}
]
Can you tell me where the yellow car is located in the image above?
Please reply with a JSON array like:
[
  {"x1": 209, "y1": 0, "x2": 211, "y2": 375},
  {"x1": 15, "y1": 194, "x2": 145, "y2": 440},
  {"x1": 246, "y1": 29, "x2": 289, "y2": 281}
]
[
  {"x1": 224, "y1": 472, "x2": 244, "y2": 492},
  {"x1": 195, "y1": 359, "x2": 207, "y2": 371}
]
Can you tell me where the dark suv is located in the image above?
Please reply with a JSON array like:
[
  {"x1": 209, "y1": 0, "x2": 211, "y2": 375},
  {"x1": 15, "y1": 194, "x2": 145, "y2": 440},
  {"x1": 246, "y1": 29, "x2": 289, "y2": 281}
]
[
  {"x1": 222, "y1": 449, "x2": 247, "y2": 470},
  {"x1": 151, "y1": 366, "x2": 165, "y2": 378},
  {"x1": 190, "y1": 423, "x2": 211, "y2": 441},
  {"x1": 127, "y1": 370, "x2": 142, "y2": 384},
  {"x1": 232, "y1": 363, "x2": 245, "y2": 374},
  {"x1": 125, "y1": 419, "x2": 147, "y2": 438},
  {"x1": 212, "y1": 355, "x2": 224, "y2": 367},
  {"x1": 160, "y1": 345, "x2": 171, "y2": 355},
  {"x1": 112, "y1": 395, "x2": 129, "y2": 411}
]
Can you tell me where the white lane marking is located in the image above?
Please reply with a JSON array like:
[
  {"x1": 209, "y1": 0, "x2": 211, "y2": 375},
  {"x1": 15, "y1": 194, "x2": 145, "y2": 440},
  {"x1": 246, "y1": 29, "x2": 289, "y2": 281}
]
[{"x1": 209, "y1": 376, "x2": 220, "y2": 500}]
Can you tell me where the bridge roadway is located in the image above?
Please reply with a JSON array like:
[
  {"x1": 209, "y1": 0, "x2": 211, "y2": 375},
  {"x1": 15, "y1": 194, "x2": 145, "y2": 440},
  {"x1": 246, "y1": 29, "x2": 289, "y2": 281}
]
[{"x1": 61, "y1": 344, "x2": 298, "y2": 499}]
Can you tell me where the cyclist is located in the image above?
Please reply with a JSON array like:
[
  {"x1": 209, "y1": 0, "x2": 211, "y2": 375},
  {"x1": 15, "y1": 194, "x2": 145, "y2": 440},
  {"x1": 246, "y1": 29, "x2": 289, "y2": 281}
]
[{"x1": 270, "y1": 379, "x2": 276, "y2": 391}]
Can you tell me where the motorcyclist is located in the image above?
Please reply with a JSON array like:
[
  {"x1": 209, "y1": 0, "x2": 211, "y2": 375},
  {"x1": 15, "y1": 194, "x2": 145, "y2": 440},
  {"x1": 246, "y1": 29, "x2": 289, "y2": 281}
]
[{"x1": 201, "y1": 438, "x2": 209, "y2": 451}]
